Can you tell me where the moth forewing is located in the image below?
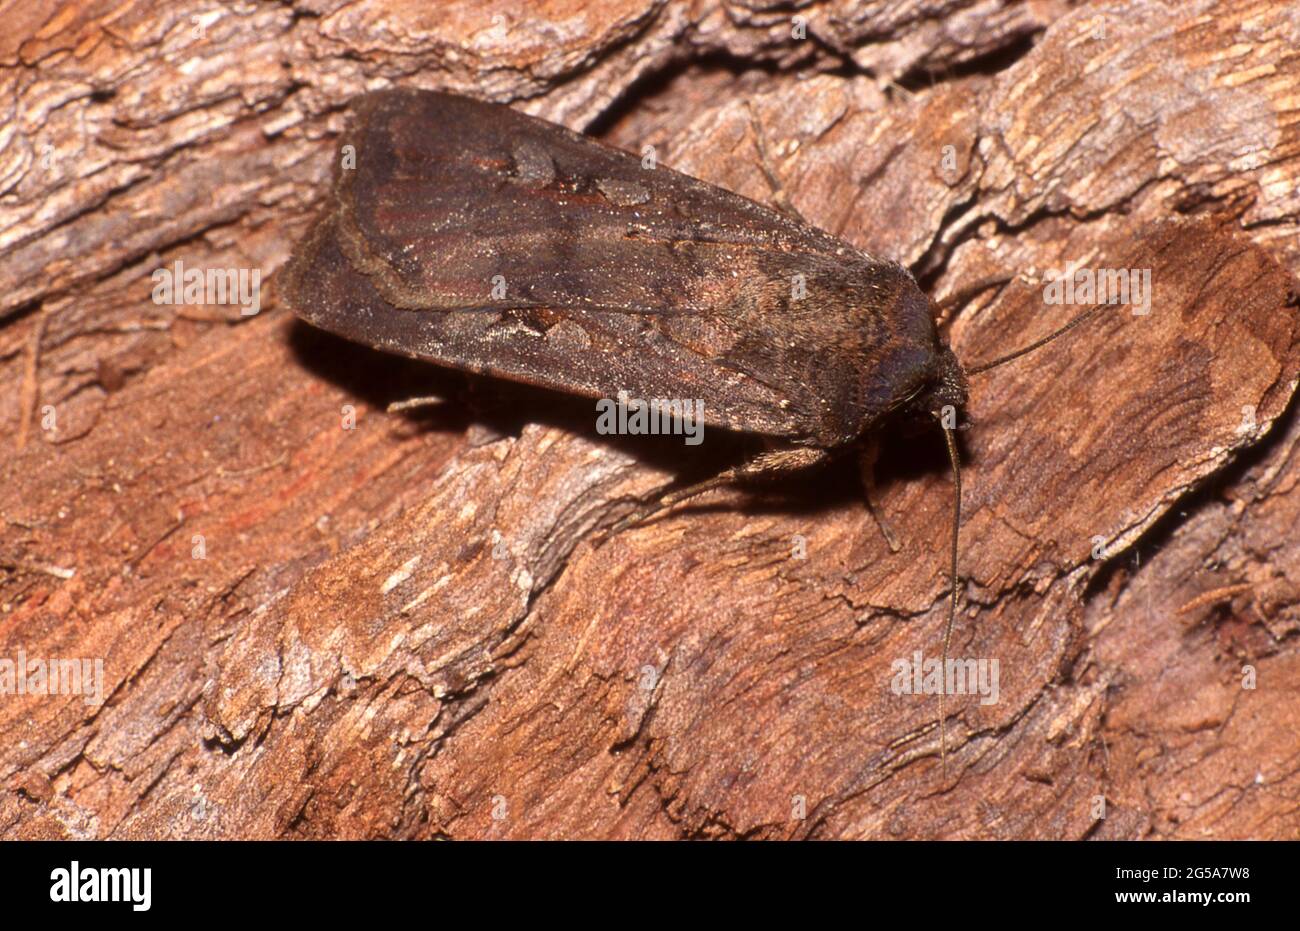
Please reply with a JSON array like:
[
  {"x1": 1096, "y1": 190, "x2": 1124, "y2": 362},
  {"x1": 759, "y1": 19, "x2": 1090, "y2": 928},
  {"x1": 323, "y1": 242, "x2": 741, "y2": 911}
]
[{"x1": 282, "y1": 89, "x2": 955, "y2": 451}]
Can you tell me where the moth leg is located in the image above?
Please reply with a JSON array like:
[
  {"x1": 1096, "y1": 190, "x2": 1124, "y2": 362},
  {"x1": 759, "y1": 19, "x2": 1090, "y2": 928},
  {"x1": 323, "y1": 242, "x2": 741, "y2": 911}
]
[
  {"x1": 386, "y1": 394, "x2": 446, "y2": 414},
  {"x1": 604, "y1": 446, "x2": 831, "y2": 539},
  {"x1": 387, "y1": 376, "x2": 497, "y2": 416},
  {"x1": 856, "y1": 439, "x2": 902, "y2": 553},
  {"x1": 746, "y1": 104, "x2": 808, "y2": 225}
]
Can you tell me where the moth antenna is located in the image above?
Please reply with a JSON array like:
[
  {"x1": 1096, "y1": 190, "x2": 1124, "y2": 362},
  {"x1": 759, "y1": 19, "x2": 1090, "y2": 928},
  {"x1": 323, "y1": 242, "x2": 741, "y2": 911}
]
[
  {"x1": 939, "y1": 299, "x2": 1106, "y2": 772},
  {"x1": 939, "y1": 422, "x2": 962, "y2": 781},
  {"x1": 966, "y1": 304, "x2": 1106, "y2": 375}
]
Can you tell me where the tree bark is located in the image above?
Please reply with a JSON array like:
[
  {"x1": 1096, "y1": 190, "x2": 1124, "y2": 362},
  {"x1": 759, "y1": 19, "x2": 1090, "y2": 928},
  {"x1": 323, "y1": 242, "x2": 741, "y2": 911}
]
[{"x1": 2, "y1": 0, "x2": 1298, "y2": 839}]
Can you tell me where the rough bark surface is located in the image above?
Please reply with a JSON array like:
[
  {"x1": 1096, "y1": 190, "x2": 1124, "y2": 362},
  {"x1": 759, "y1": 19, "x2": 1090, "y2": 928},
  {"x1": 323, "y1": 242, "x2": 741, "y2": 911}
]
[{"x1": 2, "y1": 0, "x2": 1298, "y2": 839}]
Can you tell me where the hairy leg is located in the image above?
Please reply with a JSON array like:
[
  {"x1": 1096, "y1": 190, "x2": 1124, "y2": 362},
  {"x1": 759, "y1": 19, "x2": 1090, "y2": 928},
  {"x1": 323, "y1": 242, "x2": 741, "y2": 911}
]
[
  {"x1": 856, "y1": 438, "x2": 902, "y2": 553},
  {"x1": 603, "y1": 446, "x2": 831, "y2": 539}
]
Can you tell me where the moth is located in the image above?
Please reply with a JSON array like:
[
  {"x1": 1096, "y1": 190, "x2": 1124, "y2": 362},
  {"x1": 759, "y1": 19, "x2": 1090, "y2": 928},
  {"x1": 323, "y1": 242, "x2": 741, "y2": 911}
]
[{"x1": 279, "y1": 88, "x2": 1099, "y2": 776}]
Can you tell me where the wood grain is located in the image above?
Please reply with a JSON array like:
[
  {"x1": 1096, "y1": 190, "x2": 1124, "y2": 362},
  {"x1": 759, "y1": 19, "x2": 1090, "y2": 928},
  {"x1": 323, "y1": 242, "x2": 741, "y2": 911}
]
[{"x1": 2, "y1": 0, "x2": 1297, "y2": 839}]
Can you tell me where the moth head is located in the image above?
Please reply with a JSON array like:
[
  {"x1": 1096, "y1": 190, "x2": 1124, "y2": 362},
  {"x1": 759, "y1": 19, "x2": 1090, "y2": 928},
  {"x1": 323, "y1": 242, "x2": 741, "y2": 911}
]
[
  {"x1": 899, "y1": 343, "x2": 968, "y2": 425},
  {"x1": 924, "y1": 344, "x2": 969, "y2": 419}
]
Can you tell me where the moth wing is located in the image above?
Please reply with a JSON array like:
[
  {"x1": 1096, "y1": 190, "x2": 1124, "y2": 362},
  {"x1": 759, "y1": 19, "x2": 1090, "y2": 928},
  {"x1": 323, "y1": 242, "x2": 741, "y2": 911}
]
[{"x1": 281, "y1": 89, "x2": 936, "y2": 444}]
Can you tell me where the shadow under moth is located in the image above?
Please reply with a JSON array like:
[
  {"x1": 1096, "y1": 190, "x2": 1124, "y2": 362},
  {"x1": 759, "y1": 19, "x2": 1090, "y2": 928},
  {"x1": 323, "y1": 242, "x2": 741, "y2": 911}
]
[{"x1": 279, "y1": 88, "x2": 1102, "y2": 776}]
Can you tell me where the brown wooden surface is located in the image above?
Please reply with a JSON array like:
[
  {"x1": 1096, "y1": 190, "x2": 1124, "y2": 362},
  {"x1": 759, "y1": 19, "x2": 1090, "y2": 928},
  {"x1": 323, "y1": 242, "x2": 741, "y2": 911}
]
[{"x1": 2, "y1": 0, "x2": 1298, "y2": 839}]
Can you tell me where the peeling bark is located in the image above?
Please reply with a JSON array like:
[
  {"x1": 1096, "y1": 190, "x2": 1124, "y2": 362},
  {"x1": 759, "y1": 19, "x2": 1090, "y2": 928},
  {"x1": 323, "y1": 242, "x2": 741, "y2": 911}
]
[{"x1": 2, "y1": 0, "x2": 1298, "y2": 840}]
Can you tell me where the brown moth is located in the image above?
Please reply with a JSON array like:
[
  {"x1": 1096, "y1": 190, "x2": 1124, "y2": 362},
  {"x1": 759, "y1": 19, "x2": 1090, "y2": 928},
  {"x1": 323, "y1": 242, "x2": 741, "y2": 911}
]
[{"x1": 279, "y1": 88, "x2": 1099, "y2": 775}]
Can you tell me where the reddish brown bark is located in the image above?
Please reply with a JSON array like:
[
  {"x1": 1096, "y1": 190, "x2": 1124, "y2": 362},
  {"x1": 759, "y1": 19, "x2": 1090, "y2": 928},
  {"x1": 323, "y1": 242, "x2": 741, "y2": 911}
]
[{"x1": 2, "y1": 0, "x2": 1298, "y2": 839}]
